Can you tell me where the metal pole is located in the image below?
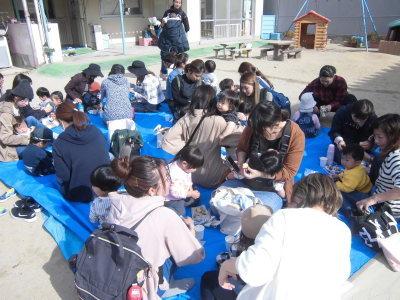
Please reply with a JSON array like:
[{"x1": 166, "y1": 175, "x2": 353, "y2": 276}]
[
  {"x1": 21, "y1": 0, "x2": 39, "y2": 67},
  {"x1": 32, "y1": 0, "x2": 46, "y2": 63},
  {"x1": 118, "y1": 0, "x2": 126, "y2": 55},
  {"x1": 363, "y1": 0, "x2": 378, "y2": 34},
  {"x1": 38, "y1": 0, "x2": 53, "y2": 63},
  {"x1": 360, "y1": 0, "x2": 368, "y2": 51}
]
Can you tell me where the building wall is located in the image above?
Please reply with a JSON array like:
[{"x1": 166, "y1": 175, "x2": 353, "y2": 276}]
[
  {"x1": 0, "y1": 0, "x2": 14, "y2": 16},
  {"x1": 274, "y1": 0, "x2": 400, "y2": 36}
]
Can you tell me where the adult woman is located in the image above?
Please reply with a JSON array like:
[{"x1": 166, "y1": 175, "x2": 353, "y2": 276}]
[
  {"x1": 0, "y1": 80, "x2": 33, "y2": 161},
  {"x1": 238, "y1": 62, "x2": 274, "y2": 89},
  {"x1": 108, "y1": 156, "x2": 204, "y2": 300},
  {"x1": 170, "y1": 59, "x2": 204, "y2": 120},
  {"x1": 300, "y1": 65, "x2": 355, "y2": 114},
  {"x1": 100, "y1": 64, "x2": 133, "y2": 139},
  {"x1": 159, "y1": 0, "x2": 190, "y2": 75},
  {"x1": 236, "y1": 102, "x2": 305, "y2": 205},
  {"x1": 64, "y1": 63, "x2": 103, "y2": 103},
  {"x1": 53, "y1": 102, "x2": 109, "y2": 202},
  {"x1": 239, "y1": 72, "x2": 273, "y2": 110},
  {"x1": 162, "y1": 85, "x2": 241, "y2": 188},
  {"x1": 219, "y1": 174, "x2": 351, "y2": 299},
  {"x1": 357, "y1": 114, "x2": 400, "y2": 218}
]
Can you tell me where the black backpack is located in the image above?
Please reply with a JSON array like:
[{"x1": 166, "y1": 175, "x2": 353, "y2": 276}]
[
  {"x1": 74, "y1": 223, "x2": 150, "y2": 299},
  {"x1": 110, "y1": 129, "x2": 143, "y2": 161},
  {"x1": 352, "y1": 204, "x2": 399, "y2": 251}
]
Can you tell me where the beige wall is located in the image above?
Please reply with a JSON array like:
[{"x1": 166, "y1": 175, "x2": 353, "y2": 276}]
[{"x1": 0, "y1": 0, "x2": 15, "y2": 17}]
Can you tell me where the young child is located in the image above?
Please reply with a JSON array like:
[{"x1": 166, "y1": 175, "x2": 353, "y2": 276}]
[
  {"x1": 160, "y1": 52, "x2": 176, "y2": 80},
  {"x1": 20, "y1": 127, "x2": 55, "y2": 176},
  {"x1": 166, "y1": 145, "x2": 204, "y2": 216},
  {"x1": 166, "y1": 53, "x2": 189, "y2": 101},
  {"x1": 202, "y1": 60, "x2": 218, "y2": 92},
  {"x1": 51, "y1": 91, "x2": 64, "y2": 108},
  {"x1": 292, "y1": 92, "x2": 320, "y2": 138},
  {"x1": 31, "y1": 87, "x2": 55, "y2": 114},
  {"x1": 13, "y1": 116, "x2": 30, "y2": 135},
  {"x1": 216, "y1": 90, "x2": 242, "y2": 126},
  {"x1": 245, "y1": 149, "x2": 286, "y2": 198},
  {"x1": 334, "y1": 144, "x2": 372, "y2": 210},
  {"x1": 219, "y1": 78, "x2": 235, "y2": 92},
  {"x1": 83, "y1": 81, "x2": 101, "y2": 112},
  {"x1": 89, "y1": 165, "x2": 122, "y2": 226}
]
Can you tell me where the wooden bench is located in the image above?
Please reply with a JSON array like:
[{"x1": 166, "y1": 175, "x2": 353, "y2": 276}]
[
  {"x1": 213, "y1": 48, "x2": 224, "y2": 58},
  {"x1": 281, "y1": 48, "x2": 302, "y2": 59},
  {"x1": 260, "y1": 47, "x2": 274, "y2": 59}
]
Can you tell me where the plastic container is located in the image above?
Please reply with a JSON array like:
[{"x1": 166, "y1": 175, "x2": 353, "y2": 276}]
[
  {"x1": 320, "y1": 157, "x2": 328, "y2": 168},
  {"x1": 139, "y1": 37, "x2": 153, "y2": 46},
  {"x1": 195, "y1": 225, "x2": 204, "y2": 241},
  {"x1": 326, "y1": 144, "x2": 335, "y2": 165}
]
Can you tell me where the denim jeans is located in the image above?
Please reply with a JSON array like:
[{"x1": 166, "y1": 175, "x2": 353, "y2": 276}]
[
  {"x1": 220, "y1": 179, "x2": 283, "y2": 212},
  {"x1": 25, "y1": 116, "x2": 44, "y2": 128}
]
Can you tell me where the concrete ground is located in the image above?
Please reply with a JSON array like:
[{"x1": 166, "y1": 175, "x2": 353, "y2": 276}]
[{"x1": 0, "y1": 42, "x2": 400, "y2": 299}]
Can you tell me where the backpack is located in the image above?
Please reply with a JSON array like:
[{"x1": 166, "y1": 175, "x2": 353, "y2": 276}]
[
  {"x1": 261, "y1": 87, "x2": 291, "y2": 116},
  {"x1": 352, "y1": 204, "x2": 399, "y2": 251},
  {"x1": 74, "y1": 208, "x2": 161, "y2": 299},
  {"x1": 110, "y1": 129, "x2": 143, "y2": 160}
]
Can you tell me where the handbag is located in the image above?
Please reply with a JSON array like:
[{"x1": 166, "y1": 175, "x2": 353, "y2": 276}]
[
  {"x1": 377, "y1": 232, "x2": 400, "y2": 272},
  {"x1": 352, "y1": 204, "x2": 399, "y2": 251}
]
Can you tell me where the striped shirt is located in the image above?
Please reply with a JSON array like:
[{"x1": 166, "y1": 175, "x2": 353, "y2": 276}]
[
  {"x1": 89, "y1": 196, "x2": 111, "y2": 225},
  {"x1": 375, "y1": 149, "x2": 400, "y2": 217}
]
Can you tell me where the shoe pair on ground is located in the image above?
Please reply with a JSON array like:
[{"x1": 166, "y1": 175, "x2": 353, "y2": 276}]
[{"x1": 0, "y1": 188, "x2": 41, "y2": 222}]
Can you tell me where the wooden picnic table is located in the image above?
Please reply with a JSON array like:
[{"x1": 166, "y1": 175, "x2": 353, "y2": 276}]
[{"x1": 266, "y1": 40, "x2": 294, "y2": 61}]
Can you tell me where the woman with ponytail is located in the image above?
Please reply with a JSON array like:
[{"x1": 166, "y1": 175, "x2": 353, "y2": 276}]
[
  {"x1": 108, "y1": 156, "x2": 204, "y2": 299},
  {"x1": 238, "y1": 62, "x2": 274, "y2": 89},
  {"x1": 53, "y1": 102, "x2": 109, "y2": 202}
]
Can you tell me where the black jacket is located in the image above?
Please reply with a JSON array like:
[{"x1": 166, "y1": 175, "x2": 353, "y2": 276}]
[
  {"x1": 163, "y1": 6, "x2": 190, "y2": 32},
  {"x1": 158, "y1": 16, "x2": 189, "y2": 54},
  {"x1": 21, "y1": 144, "x2": 55, "y2": 176},
  {"x1": 171, "y1": 74, "x2": 201, "y2": 108},
  {"x1": 53, "y1": 125, "x2": 110, "y2": 202},
  {"x1": 328, "y1": 103, "x2": 377, "y2": 144}
]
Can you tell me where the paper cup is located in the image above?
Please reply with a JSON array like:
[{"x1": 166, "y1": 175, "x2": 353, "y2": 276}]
[
  {"x1": 195, "y1": 225, "x2": 205, "y2": 241},
  {"x1": 225, "y1": 235, "x2": 235, "y2": 251},
  {"x1": 320, "y1": 157, "x2": 328, "y2": 168}
]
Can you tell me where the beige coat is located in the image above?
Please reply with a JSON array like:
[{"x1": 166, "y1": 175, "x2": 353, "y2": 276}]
[
  {"x1": 0, "y1": 101, "x2": 30, "y2": 162},
  {"x1": 107, "y1": 192, "x2": 204, "y2": 300},
  {"x1": 162, "y1": 109, "x2": 242, "y2": 188}
]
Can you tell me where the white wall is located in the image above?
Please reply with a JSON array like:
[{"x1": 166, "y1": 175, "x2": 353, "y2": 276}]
[
  {"x1": 253, "y1": 0, "x2": 264, "y2": 37},
  {"x1": 184, "y1": 0, "x2": 201, "y2": 43}
]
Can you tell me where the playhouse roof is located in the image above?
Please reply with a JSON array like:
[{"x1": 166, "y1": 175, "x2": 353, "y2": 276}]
[
  {"x1": 293, "y1": 10, "x2": 331, "y2": 23},
  {"x1": 388, "y1": 19, "x2": 400, "y2": 29}
]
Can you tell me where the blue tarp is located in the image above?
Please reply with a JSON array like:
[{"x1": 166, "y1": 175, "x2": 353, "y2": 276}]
[{"x1": 0, "y1": 107, "x2": 376, "y2": 299}]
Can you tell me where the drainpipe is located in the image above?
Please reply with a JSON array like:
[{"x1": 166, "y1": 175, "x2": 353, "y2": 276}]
[
  {"x1": 118, "y1": 0, "x2": 126, "y2": 55},
  {"x1": 32, "y1": 0, "x2": 47, "y2": 63},
  {"x1": 21, "y1": 0, "x2": 39, "y2": 67}
]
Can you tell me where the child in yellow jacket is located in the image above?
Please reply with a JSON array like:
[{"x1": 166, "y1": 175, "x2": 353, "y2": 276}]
[{"x1": 334, "y1": 144, "x2": 372, "y2": 211}]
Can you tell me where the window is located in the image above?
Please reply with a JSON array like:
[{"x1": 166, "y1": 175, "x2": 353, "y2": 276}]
[{"x1": 100, "y1": 0, "x2": 142, "y2": 17}]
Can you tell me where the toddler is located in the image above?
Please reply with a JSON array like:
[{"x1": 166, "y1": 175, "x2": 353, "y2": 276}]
[
  {"x1": 166, "y1": 145, "x2": 204, "y2": 216},
  {"x1": 166, "y1": 53, "x2": 189, "y2": 101},
  {"x1": 293, "y1": 92, "x2": 320, "y2": 138},
  {"x1": 13, "y1": 116, "x2": 29, "y2": 135},
  {"x1": 216, "y1": 90, "x2": 242, "y2": 126},
  {"x1": 32, "y1": 87, "x2": 55, "y2": 114},
  {"x1": 334, "y1": 144, "x2": 372, "y2": 210},
  {"x1": 245, "y1": 149, "x2": 286, "y2": 198},
  {"x1": 219, "y1": 78, "x2": 236, "y2": 92},
  {"x1": 51, "y1": 91, "x2": 64, "y2": 108},
  {"x1": 89, "y1": 165, "x2": 122, "y2": 225},
  {"x1": 83, "y1": 82, "x2": 101, "y2": 112},
  {"x1": 20, "y1": 127, "x2": 55, "y2": 176},
  {"x1": 202, "y1": 60, "x2": 218, "y2": 92}
]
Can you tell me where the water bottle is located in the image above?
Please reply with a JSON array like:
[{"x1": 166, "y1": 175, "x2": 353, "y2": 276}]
[{"x1": 326, "y1": 144, "x2": 335, "y2": 165}]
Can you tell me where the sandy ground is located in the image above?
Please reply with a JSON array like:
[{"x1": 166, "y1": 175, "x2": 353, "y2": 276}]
[{"x1": 0, "y1": 43, "x2": 400, "y2": 299}]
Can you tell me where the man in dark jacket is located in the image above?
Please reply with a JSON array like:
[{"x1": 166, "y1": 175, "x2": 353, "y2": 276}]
[{"x1": 328, "y1": 99, "x2": 377, "y2": 163}]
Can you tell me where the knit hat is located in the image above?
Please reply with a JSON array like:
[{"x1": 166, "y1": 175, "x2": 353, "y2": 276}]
[
  {"x1": 31, "y1": 126, "x2": 54, "y2": 143},
  {"x1": 299, "y1": 92, "x2": 316, "y2": 113},
  {"x1": 241, "y1": 204, "x2": 273, "y2": 239},
  {"x1": 82, "y1": 64, "x2": 104, "y2": 77},
  {"x1": 11, "y1": 80, "x2": 34, "y2": 100},
  {"x1": 128, "y1": 61, "x2": 149, "y2": 77}
]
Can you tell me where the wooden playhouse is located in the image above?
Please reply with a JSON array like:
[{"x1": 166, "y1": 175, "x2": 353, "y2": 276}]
[{"x1": 293, "y1": 10, "x2": 331, "y2": 50}]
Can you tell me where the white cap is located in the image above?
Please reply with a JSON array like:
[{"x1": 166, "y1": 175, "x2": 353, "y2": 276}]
[{"x1": 299, "y1": 92, "x2": 316, "y2": 113}]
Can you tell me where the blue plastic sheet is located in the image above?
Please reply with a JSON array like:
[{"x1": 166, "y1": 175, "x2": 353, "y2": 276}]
[{"x1": 0, "y1": 110, "x2": 376, "y2": 299}]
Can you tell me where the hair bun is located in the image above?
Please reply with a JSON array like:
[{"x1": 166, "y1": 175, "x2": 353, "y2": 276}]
[{"x1": 111, "y1": 157, "x2": 131, "y2": 179}]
